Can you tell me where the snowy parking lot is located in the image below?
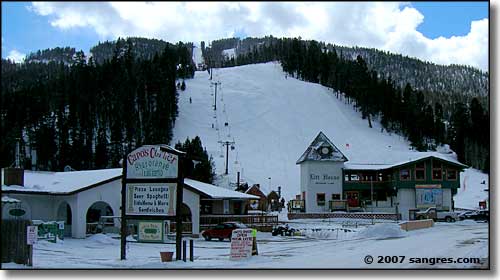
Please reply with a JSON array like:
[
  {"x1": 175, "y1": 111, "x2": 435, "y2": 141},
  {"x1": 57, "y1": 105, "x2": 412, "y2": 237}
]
[{"x1": 3, "y1": 219, "x2": 488, "y2": 269}]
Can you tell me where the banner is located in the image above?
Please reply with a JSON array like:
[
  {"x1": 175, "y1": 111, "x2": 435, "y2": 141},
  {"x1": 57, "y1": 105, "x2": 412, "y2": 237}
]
[{"x1": 416, "y1": 185, "x2": 443, "y2": 208}]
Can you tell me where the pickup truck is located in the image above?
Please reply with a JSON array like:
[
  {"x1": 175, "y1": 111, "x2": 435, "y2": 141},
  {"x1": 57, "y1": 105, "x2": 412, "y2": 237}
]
[{"x1": 415, "y1": 207, "x2": 458, "y2": 222}]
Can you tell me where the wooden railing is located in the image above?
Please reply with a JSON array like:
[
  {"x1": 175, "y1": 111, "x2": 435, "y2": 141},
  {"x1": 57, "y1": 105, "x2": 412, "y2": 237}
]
[
  {"x1": 200, "y1": 214, "x2": 278, "y2": 228},
  {"x1": 169, "y1": 222, "x2": 193, "y2": 233}
]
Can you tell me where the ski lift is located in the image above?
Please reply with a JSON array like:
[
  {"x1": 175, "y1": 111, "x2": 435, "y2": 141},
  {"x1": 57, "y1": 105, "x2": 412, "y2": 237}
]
[{"x1": 231, "y1": 145, "x2": 235, "y2": 150}]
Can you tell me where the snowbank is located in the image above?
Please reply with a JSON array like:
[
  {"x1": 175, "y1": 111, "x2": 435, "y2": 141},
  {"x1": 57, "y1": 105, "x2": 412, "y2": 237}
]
[
  {"x1": 356, "y1": 223, "x2": 407, "y2": 239},
  {"x1": 454, "y1": 168, "x2": 489, "y2": 210},
  {"x1": 87, "y1": 234, "x2": 119, "y2": 245}
]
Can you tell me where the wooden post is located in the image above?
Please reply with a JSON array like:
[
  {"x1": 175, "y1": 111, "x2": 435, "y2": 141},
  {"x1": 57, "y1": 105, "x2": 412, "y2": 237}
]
[
  {"x1": 176, "y1": 156, "x2": 184, "y2": 260},
  {"x1": 189, "y1": 239, "x2": 194, "y2": 262},
  {"x1": 182, "y1": 240, "x2": 187, "y2": 262},
  {"x1": 120, "y1": 156, "x2": 127, "y2": 260},
  {"x1": 28, "y1": 245, "x2": 33, "y2": 267}
]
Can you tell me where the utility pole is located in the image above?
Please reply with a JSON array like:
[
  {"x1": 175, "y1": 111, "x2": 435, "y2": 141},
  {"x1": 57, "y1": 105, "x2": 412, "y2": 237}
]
[
  {"x1": 218, "y1": 140, "x2": 235, "y2": 174},
  {"x1": 211, "y1": 81, "x2": 221, "y2": 111}
]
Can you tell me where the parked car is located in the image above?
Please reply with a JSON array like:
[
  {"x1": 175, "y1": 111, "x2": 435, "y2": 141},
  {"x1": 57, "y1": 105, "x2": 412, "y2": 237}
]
[
  {"x1": 473, "y1": 210, "x2": 489, "y2": 222},
  {"x1": 271, "y1": 225, "x2": 296, "y2": 236},
  {"x1": 416, "y1": 207, "x2": 458, "y2": 222},
  {"x1": 201, "y1": 222, "x2": 248, "y2": 241},
  {"x1": 458, "y1": 210, "x2": 478, "y2": 220}
]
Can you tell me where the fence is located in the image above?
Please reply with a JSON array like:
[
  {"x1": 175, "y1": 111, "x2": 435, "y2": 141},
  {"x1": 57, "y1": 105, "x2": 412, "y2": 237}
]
[
  {"x1": 200, "y1": 214, "x2": 278, "y2": 231},
  {"x1": 288, "y1": 212, "x2": 400, "y2": 220},
  {"x1": 1, "y1": 220, "x2": 32, "y2": 265}
]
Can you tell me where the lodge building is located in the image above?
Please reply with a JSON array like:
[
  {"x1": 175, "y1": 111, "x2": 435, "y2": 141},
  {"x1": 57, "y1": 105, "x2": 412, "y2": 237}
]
[{"x1": 293, "y1": 132, "x2": 467, "y2": 220}]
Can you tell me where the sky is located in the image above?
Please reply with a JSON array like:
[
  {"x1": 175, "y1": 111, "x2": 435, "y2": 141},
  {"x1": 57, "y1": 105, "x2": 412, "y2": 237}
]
[{"x1": 1, "y1": 1, "x2": 489, "y2": 71}]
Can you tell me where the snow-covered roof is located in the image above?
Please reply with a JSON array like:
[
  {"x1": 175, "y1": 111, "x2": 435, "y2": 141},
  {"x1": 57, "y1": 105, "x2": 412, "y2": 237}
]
[
  {"x1": 2, "y1": 195, "x2": 20, "y2": 203},
  {"x1": 345, "y1": 152, "x2": 467, "y2": 171},
  {"x1": 184, "y1": 178, "x2": 259, "y2": 200},
  {"x1": 1, "y1": 168, "x2": 258, "y2": 200},
  {"x1": 296, "y1": 131, "x2": 348, "y2": 164},
  {"x1": 1, "y1": 168, "x2": 122, "y2": 194}
]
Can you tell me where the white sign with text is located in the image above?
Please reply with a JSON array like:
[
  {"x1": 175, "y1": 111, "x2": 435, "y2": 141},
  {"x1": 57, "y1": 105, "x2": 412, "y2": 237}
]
[
  {"x1": 126, "y1": 183, "x2": 176, "y2": 216},
  {"x1": 230, "y1": 229, "x2": 254, "y2": 260},
  {"x1": 27, "y1": 226, "x2": 38, "y2": 245}
]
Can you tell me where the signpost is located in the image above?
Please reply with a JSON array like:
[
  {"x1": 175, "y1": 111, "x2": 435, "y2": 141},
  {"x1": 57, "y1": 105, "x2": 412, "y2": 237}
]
[
  {"x1": 27, "y1": 226, "x2": 37, "y2": 267},
  {"x1": 121, "y1": 145, "x2": 185, "y2": 260}
]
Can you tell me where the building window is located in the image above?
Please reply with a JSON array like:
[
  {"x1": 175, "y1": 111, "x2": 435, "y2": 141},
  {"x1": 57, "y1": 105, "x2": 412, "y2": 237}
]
[
  {"x1": 350, "y1": 174, "x2": 360, "y2": 181},
  {"x1": 331, "y1": 194, "x2": 341, "y2": 200},
  {"x1": 432, "y1": 161, "x2": 442, "y2": 180},
  {"x1": 317, "y1": 193, "x2": 326, "y2": 206},
  {"x1": 415, "y1": 162, "x2": 425, "y2": 181},
  {"x1": 400, "y1": 169, "x2": 410, "y2": 180},
  {"x1": 447, "y1": 169, "x2": 457, "y2": 180},
  {"x1": 344, "y1": 174, "x2": 350, "y2": 181}
]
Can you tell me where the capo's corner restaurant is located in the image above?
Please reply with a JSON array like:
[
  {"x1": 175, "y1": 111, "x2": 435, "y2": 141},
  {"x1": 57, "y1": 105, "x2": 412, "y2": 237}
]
[{"x1": 1, "y1": 145, "x2": 259, "y2": 239}]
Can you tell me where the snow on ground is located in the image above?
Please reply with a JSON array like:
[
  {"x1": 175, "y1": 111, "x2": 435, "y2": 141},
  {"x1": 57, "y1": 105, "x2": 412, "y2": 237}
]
[
  {"x1": 172, "y1": 62, "x2": 414, "y2": 197},
  {"x1": 454, "y1": 168, "x2": 489, "y2": 210},
  {"x1": 2, "y1": 220, "x2": 487, "y2": 269},
  {"x1": 171, "y1": 62, "x2": 488, "y2": 204},
  {"x1": 222, "y1": 48, "x2": 236, "y2": 59},
  {"x1": 192, "y1": 46, "x2": 204, "y2": 68}
]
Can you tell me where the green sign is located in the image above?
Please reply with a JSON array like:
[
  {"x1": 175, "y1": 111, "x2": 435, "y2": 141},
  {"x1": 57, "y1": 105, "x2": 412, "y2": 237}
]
[
  {"x1": 138, "y1": 221, "x2": 164, "y2": 243},
  {"x1": 9, "y1": 208, "x2": 26, "y2": 217}
]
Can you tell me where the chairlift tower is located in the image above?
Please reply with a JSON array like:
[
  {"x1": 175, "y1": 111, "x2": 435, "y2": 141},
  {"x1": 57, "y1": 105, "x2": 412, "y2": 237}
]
[
  {"x1": 218, "y1": 140, "x2": 235, "y2": 175},
  {"x1": 211, "y1": 81, "x2": 221, "y2": 111}
]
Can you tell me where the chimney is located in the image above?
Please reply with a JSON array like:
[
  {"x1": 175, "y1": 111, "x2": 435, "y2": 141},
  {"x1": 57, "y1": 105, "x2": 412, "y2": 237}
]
[{"x1": 3, "y1": 167, "x2": 24, "y2": 186}]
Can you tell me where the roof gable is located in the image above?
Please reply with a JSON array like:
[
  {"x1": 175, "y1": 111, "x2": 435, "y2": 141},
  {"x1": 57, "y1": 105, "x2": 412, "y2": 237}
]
[
  {"x1": 245, "y1": 185, "x2": 266, "y2": 198},
  {"x1": 296, "y1": 131, "x2": 348, "y2": 164}
]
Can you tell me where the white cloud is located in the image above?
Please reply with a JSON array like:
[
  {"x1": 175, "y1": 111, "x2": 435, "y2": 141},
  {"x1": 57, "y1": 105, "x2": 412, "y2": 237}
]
[
  {"x1": 29, "y1": 2, "x2": 488, "y2": 70},
  {"x1": 6, "y1": 49, "x2": 26, "y2": 63}
]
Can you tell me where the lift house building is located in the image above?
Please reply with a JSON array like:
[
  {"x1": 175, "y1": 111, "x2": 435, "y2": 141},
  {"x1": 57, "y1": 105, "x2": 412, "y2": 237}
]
[{"x1": 292, "y1": 132, "x2": 467, "y2": 220}]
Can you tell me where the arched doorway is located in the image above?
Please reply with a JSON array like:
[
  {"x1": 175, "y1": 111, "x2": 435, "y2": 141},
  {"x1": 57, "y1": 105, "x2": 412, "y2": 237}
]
[
  {"x1": 179, "y1": 203, "x2": 192, "y2": 233},
  {"x1": 180, "y1": 203, "x2": 192, "y2": 222},
  {"x1": 86, "y1": 201, "x2": 114, "y2": 234},
  {"x1": 57, "y1": 202, "x2": 72, "y2": 237}
]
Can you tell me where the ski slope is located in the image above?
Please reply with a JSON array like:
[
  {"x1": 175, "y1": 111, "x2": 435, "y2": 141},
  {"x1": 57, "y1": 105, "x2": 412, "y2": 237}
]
[
  {"x1": 191, "y1": 46, "x2": 203, "y2": 67},
  {"x1": 171, "y1": 62, "x2": 488, "y2": 203}
]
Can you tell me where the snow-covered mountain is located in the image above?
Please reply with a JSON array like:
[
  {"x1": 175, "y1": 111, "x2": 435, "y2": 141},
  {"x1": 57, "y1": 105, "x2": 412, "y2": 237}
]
[{"x1": 171, "y1": 62, "x2": 487, "y2": 208}]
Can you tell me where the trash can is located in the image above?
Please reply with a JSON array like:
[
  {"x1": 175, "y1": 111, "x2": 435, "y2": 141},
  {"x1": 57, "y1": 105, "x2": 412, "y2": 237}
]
[{"x1": 160, "y1": 251, "x2": 174, "y2": 262}]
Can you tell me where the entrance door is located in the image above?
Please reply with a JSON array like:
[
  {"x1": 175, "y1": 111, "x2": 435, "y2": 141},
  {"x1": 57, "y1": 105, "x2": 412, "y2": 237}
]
[{"x1": 346, "y1": 191, "x2": 359, "y2": 207}]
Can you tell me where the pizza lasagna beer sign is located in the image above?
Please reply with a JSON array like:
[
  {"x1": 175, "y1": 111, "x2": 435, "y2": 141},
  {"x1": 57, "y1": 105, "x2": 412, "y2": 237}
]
[{"x1": 127, "y1": 145, "x2": 178, "y2": 179}]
